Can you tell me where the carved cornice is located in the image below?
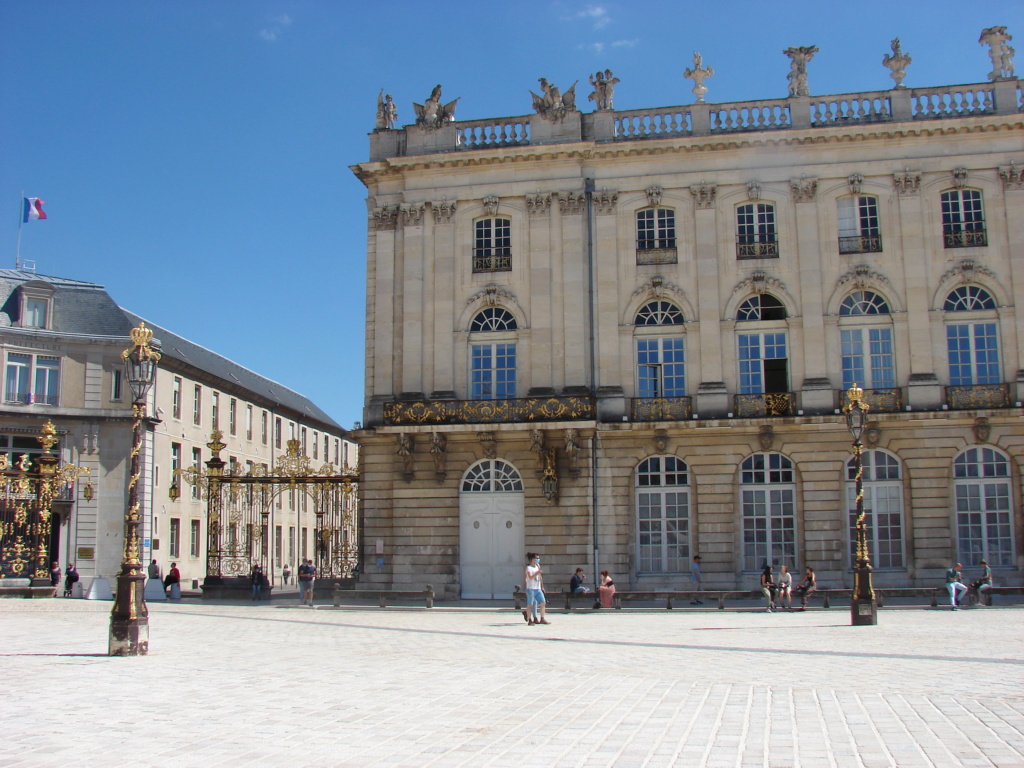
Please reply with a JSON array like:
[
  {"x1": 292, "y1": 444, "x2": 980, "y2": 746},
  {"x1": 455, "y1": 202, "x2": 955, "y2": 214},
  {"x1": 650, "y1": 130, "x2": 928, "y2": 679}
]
[
  {"x1": 951, "y1": 167, "x2": 968, "y2": 190},
  {"x1": 836, "y1": 264, "x2": 894, "y2": 293},
  {"x1": 559, "y1": 191, "x2": 586, "y2": 215},
  {"x1": 631, "y1": 275, "x2": 686, "y2": 303},
  {"x1": 432, "y1": 200, "x2": 457, "y2": 224},
  {"x1": 466, "y1": 283, "x2": 517, "y2": 308},
  {"x1": 483, "y1": 195, "x2": 500, "y2": 216},
  {"x1": 645, "y1": 186, "x2": 663, "y2": 207},
  {"x1": 998, "y1": 163, "x2": 1023, "y2": 190},
  {"x1": 939, "y1": 258, "x2": 997, "y2": 287},
  {"x1": 526, "y1": 193, "x2": 552, "y2": 217},
  {"x1": 847, "y1": 173, "x2": 865, "y2": 195},
  {"x1": 893, "y1": 170, "x2": 921, "y2": 195},
  {"x1": 594, "y1": 190, "x2": 618, "y2": 215},
  {"x1": 401, "y1": 203, "x2": 425, "y2": 226},
  {"x1": 733, "y1": 270, "x2": 787, "y2": 298},
  {"x1": 372, "y1": 204, "x2": 399, "y2": 230},
  {"x1": 690, "y1": 182, "x2": 717, "y2": 209},
  {"x1": 791, "y1": 177, "x2": 817, "y2": 203}
]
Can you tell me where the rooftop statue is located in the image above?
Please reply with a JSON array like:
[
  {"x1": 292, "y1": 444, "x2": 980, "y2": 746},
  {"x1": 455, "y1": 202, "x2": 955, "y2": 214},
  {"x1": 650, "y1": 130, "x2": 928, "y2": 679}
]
[
  {"x1": 375, "y1": 89, "x2": 398, "y2": 130},
  {"x1": 882, "y1": 38, "x2": 912, "y2": 88},
  {"x1": 783, "y1": 45, "x2": 818, "y2": 97},
  {"x1": 683, "y1": 51, "x2": 714, "y2": 103},
  {"x1": 588, "y1": 69, "x2": 620, "y2": 111},
  {"x1": 413, "y1": 84, "x2": 460, "y2": 130},
  {"x1": 531, "y1": 78, "x2": 578, "y2": 123},
  {"x1": 979, "y1": 26, "x2": 1015, "y2": 80}
]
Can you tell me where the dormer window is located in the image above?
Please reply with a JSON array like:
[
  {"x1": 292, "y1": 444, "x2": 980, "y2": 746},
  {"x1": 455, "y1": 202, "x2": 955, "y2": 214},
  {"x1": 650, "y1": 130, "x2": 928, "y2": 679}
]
[{"x1": 24, "y1": 298, "x2": 48, "y2": 329}]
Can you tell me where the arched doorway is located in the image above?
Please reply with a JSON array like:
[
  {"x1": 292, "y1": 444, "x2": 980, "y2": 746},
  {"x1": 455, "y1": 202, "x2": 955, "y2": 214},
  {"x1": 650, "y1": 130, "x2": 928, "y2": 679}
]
[{"x1": 459, "y1": 459, "x2": 524, "y2": 599}]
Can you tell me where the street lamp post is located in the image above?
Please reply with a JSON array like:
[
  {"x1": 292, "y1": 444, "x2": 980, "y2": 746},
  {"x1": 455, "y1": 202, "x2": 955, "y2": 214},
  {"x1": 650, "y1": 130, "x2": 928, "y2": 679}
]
[
  {"x1": 109, "y1": 323, "x2": 161, "y2": 656},
  {"x1": 844, "y1": 383, "x2": 877, "y2": 626}
]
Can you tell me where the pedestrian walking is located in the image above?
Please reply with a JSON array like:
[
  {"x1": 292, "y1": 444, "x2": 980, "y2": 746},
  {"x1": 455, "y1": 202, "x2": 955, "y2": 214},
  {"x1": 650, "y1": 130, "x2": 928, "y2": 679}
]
[
  {"x1": 523, "y1": 552, "x2": 550, "y2": 625},
  {"x1": 251, "y1": 564, "x2": 264, "y2": 601},
  {"x1": 298, "y1": 559, "x2": 316, "y2": 606},
  {"x1": 690, "y1": 555, "x2": 703, "y2": 605},
  {"x1": 49, "y1": 561, "x2": 61, "y2": 596},
  {"x1": 63, "y1": 563, "x2": 79, "y2": 597},
  {"x1": 282, "y1": 564, "x2": 291, "y2": 585},
  {"x1": 945, "y1": 562, "x2": 968, "y2": 610}
]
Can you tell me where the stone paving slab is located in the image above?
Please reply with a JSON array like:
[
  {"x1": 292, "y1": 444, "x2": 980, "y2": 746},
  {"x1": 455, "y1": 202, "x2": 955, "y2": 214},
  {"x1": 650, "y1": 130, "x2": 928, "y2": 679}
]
[{"x1": 0, "y1": 601, "x2": 1021, "y2": 767}]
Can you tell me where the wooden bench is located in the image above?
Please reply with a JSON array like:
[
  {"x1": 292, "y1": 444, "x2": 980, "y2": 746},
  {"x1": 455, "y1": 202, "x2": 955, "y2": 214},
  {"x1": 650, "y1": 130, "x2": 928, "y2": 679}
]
[
  {"x1": 513, "y1": 587, "x2": 832, "y2": 610},
  {"x1": 876, "y1": 585, "x2": 1024, "y2": 608},
  {"x1": 331, "y1": 584, "x2": 434, "y2": 608}
]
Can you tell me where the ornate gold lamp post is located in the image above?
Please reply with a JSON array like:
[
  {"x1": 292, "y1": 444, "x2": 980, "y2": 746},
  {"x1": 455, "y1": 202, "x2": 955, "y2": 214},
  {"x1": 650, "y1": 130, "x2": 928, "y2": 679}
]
[
  {"x1": 109, "y1": 323, "x2": 161, "y2": 656},
  {"x1": 844, "y1": 383, "x2": 877, "y2": 626}
]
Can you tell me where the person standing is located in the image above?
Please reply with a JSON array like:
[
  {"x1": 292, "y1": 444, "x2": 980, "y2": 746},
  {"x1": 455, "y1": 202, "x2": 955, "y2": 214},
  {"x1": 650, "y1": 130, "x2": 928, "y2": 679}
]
[
  {"x1": 63, "y1": 563, "x2": 79, "y2": 597},
  {"x1": 760, "y1": 563, "x2": 776, "y2": 612},
  {"x1": 251, "y1": 564, "x2": 264, "y2": 601},
  {"x1": 794, "y1": 566, "x2": 816, "y2": 610},
  {"x1": 776, "y1": 565, "x2": 793, "y2": 610},
  {"x1": 523, "y1": 553, "x2": 550, "y2": 625},
  {"x1": 689, "y1": 555, "x2": 703, "y2": 605},
  {"x1": 946, "y1": 562, "x2": 968, "y2": 610},
  {"x1": 282, "y1": 563, "x2": 291, "y2": 585},
  {"x1": 298, "y1": 559, "x2": 315, "y2": 606},
  {"x1": 49, "y1": 561, "x2": 61, "y2": 596}
]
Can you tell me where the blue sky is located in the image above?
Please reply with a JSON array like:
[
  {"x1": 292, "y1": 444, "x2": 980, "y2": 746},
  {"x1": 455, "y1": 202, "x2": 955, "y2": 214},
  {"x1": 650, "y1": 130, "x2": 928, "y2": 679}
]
[{"x1": 2, "y1": 1, "x2": 1020, "y2": 428}]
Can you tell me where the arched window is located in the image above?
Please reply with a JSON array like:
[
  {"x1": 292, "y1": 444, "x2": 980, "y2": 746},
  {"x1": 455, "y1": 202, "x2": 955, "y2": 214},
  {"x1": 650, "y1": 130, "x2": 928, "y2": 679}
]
[
  {"x1": 470, "y1": 307, "x2": 517, "y2": 332},
  {"x1": 634, "y1": 302, "x2": 685, "y2": 399},
  {"x1": 736, "y1": 203, "x2": 778, "y2": 259},
  {"x1": 636, "y1": 456, "x2": 690, "y2": 573},
  {"x1": 473, "y1": 217, "x2": 512, "y2": 273},
  {"x1": 740, "y1": 452, "x2": 796, "y2": 571},
  {"x1": 461, "y1": 459, "x2": 524, "y2": 492},
  {"x1": 846, "y1": 451, "x2": 904, "y2": 569},
  {"x1": 737, "y1": 294, "x2": 787, "y2": 321},
  {"x1": 953, "y1": 447, "x2": 1013, "y2": 566},
  {"x1": 839, "y1": 291, "x2": 894, "y2": 390},
  {"x1": 941, "y1": 189, "x2": 987, "y2": 248},
  {"x1": 944, "y1": 287, "x2": 999, "y2": 386},
  {"x1": 469, "y1": 308, "x2": 517, "y2": 400},
  {"x1": 737, "y1": 296, "x2": 788, "y2": 397},
  {"x1": 837, "y1": 195, "x2": 882, "y2": 254}
]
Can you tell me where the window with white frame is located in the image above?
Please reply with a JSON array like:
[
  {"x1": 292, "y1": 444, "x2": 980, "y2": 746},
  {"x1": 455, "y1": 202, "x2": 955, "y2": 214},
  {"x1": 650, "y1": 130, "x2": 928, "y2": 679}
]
[
  {"x1": 191, "y1": 447, "x2": 202, "y2": 500},
  {"x1": 634, "y1": 301, "x2": 686, "y2": 399},
  {"x1": 473, "y1": 217, "x2": 511, "y2": 273},
  {"x1": 954, "y1": 447, "x2": 1013, "y2": 566},
  {"x1": 170, "y1": 443, "x2": 181, "y2": 499},
  {"x1": 846, "y1": 450, "x2": 904, "y2": 569},
  {"x1": 469, "y1": 308, "x2": 517, "y2": 400},
  {"x1": 839, "y1": 291, "x2": 895, "y2": 390},
  {"x1": 944, "y1": 287, "x2": 1000, "y2": 386},
  {"x1": 190, "y1": 519, "x2": 201, "y2": 558},
  {"x1": 172, "y1": 377, "x2": 182, "y2": 419},
  {"x1": 170, "y1": 518, "x2": 181, "y2": 558},
  {"x1": 740, "y1": 452, "x2": 796, "y2": 571},
  {"x1": 636, "y1": 208, "x2": 676, "y2": 250},
  {"x1": 736, "y1": 203, "x2": 778, "y2": 259},
  {"x1": 738, "y1": 333, "x2": 788, "y2": 394},
  {"x1": 193, "y1": 385, "x2": 202, "y2": 426},
  {"x1": 837, "y1": 196, "x2": 881, "y2": 254},
  {"x1": 229, "y1": 398, "x2": 237, "y2": 435},
  {"x1": 246, "y1": 405, "x2": 253, "y2": 441},
  {"x1": 111, "y1": 368, "x2": 123, "y2": 402},
  {"x1": 636, "y1": 456, "x2": 690, "y2": 573},
  {"x1": 941, "y1": 189, "x2": 986, "y2": 248},
  {"x1": 211, "y1": 392, "x2": 220, "y2": 430},
  {"x1": 4, "y1": 352, "x2": 59, "y2": 405}
]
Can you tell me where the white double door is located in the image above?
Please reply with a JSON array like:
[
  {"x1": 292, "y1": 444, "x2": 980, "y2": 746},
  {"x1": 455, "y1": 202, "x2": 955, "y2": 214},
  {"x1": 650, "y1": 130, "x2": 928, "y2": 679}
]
[{"x1": 459, "y1": 492, "x2": 524, "y2": 599}]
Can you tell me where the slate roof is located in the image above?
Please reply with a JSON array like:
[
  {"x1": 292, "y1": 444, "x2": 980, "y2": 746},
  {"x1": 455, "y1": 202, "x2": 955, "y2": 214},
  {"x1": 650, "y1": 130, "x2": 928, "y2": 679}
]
[{"x1": 0, "y1": 270, "x2": 343, "y2": 432}]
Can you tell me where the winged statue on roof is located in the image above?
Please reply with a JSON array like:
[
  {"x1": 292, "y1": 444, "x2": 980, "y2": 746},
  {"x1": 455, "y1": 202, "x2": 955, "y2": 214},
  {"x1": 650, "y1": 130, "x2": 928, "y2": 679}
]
[
  {"x1": 530, "y1": 78, "x2": 578, "y2": 123},
  {"x1": 413, "y1": 84, "x2": 460, "y2": 130}
]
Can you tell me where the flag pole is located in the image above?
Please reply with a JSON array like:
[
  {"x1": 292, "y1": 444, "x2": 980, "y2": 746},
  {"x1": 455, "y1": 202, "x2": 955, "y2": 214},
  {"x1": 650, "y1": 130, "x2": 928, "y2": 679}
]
[{"x1": 16, "y1": 192, "x2": 24, "y2": 270}]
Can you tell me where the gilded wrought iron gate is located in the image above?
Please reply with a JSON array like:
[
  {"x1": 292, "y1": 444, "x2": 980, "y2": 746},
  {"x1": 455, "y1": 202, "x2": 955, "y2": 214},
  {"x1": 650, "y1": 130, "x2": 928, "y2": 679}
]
[
  {"x1": 180, "y1": 431, "x2": 358, "y2": 580},
  {"x1": 0, "y1": 421, "x2": 91, "y2": 580}
]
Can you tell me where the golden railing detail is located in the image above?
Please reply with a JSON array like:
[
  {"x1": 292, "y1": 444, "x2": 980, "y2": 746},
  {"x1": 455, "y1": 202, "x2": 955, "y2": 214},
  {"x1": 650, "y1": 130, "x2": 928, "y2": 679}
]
[
  {"x1": 945, "y1": 383, "x2": 1009, "y2": 410},
  {"x1": 383, "y1": 396, "x2": 596, "y2": 426},
  {"x1": 631, "y1": 397, "x2": 693, "y2": 422},
  {"x1": 636, "y1": 247, "x2": 678, "y2": 265},
  {"x1": 839, "y1": 387, "x2": 902, "y2": 412},
  {"x1": 734, "y1": 392, "x2": 794, "y2": 417}
]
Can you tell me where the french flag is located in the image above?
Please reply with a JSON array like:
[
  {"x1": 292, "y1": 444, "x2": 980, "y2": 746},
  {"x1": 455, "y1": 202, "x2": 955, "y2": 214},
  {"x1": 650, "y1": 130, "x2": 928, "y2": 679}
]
[{"x1": 22, "y1": 197, "x2": 47, "y2": 222}]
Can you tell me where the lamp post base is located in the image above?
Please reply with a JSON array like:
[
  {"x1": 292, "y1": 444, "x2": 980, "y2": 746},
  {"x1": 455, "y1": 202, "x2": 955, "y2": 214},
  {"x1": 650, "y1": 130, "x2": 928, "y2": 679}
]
[
  {"x1": 851, "y1": 596, "x2": 877, "y2": 626},
  {"x1": 108, "y1": 567, "x2": 150, "y2": 656}
]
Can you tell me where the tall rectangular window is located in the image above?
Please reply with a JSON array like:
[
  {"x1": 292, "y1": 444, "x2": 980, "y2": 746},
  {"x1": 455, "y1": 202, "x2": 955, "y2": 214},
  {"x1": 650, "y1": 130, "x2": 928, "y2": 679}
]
[
  {"x1": 473, "y1": 217, "x2": 512, "y2": 272},
  {"x1": 170, "y1": 443, "x2": 181, "y2": 498},
  {"x1": 246, "y1": 405, "x2": 253, "y2": 441},
  {"x1": 275, "y1": 418, "x2": 282, "y2": 449},
  {"x1": 313, "y1": 431, "x2": 319, "y2": 459},
  {"x1": 736, "y1": 203, "x2": 778, "y2": 259},
  {"x1": 191, "y1": 448, "x2": 202, "y2": 500},
  {"x1": 636, "y1": 208, "x2": 677, "y2": 250},
  {"x1": 837, "y1": 196, "x2": 882, "y2": 253},
  {"x1": 947, "y1": 323, "x2": 1000, "y2": 385},
  {"x1": 288, "y1": 526, "x2": 295, "y2": 567},
  {"x1": 172, "y1": 377, "x2": 182, "y2": 419},
  {"x1": 111, "y1": 369, "x2": 123, "y2": 402},
  {"x1": 193, "y1": 385, "x2": 202, "y2": 426},
  {"x1": 840, "y1": 327, "x2": 894, "y2": 389},
  {"x1": 23, "y1": 298, "x2": 48, "y2": 328},
  {"x1": 301, "y1": 527, "x2": 308, "y2": 561},
  {"x1": 229, "y1": 398, "x2": 237, "y2": 435},
  {"x1": 471, "y1": 343, "x2": 517, "y2": 399},
  {"x1": 301, "y1": 427, "x2": 307, "y2": 456},
  {"x1": 33, "y1": 357, "x2": 59, "y2": 405},
  {"x1": 738, "y1": 333, "x2": 788, "y2": 394},
  {"x1": 636, "y1": 337, "x2": 686, "y2": 398},
  {"x1": 275, "y1": 525, "x2": 283, "y2": 563},
  {"x1": 261, "y1": 411, "x2": 268, "y2": 444},
  {"x1": 170, "y1": 518, "x2": 181, "y2": 558},
  {"x1": 5, "y1": 353, "x2": 30, "y2": 403},
  {"x1": 941, "y1": 189, "x2": 987, "y2": 248},
  {"x1": 211, "y1": 392, "x2": 220, "y2": 430},
  {"x1": 4, "y1": 353, "x2": 59, "y2": 405},
  {"x1": 190, "y1": 520, "x2": 201, "y2": 558}
]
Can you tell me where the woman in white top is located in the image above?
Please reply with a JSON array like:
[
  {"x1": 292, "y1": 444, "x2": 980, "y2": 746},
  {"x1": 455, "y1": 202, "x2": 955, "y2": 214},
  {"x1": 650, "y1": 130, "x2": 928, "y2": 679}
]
[{"x1": 776, "y1": 564, "x2": 793, "y2": 610}]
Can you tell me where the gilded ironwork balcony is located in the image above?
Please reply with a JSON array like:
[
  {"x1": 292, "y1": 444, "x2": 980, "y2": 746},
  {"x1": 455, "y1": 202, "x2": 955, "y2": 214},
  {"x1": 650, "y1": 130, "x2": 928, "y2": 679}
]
[
  {"x1": 472, "y1": 250, "x2": 512, "y2": 273},
  {"x1": 736, "y1": 239, "x2": 779, "y2": 259},
  {"x1": 945, "y1": 383, "x2": 1009, "y2": 410},
  {"x1": 734, "y1": 392, "x2": 795, "y2": 417},
  {"x1": 383, "y1": 395, "x2": 596, "y2": 425},
  {"x1": 943, "y1": 228, "x2": 987, "y2": 249},
  {"x1": 838, "y1": 234, "x2": 883, "y2": 254},
  {"x1": 631, "y1": 396, "x2": 693, "y2": 422},
  {"x1": 839, "y1": 387, "x2": 902, "y2": 412},
  {"x1": 636, "y1": 247, "x2": 678, "y2": 266}
]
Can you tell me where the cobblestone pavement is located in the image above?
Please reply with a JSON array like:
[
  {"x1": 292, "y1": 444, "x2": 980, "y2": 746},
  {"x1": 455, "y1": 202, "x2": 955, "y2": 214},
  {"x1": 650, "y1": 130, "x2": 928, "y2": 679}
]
[{"x1": 1, "y1": 600, "x2": 1022, "y2": 768}]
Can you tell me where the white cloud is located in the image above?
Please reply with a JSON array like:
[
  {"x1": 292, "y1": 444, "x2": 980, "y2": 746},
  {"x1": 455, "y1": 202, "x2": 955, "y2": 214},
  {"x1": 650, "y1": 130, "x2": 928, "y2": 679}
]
[
  {"x1": 592, "y1": 42, "x2": 606, "y2": 53},
  {"x1": 575, "y1": 5, "x2": 611, "y2": 30},
  {"x1": 612, "y1": 38, "x2": 638, "y2": 48},
  {"x1": 259, "y1": 13, "x2": 293, "y2": 42}
]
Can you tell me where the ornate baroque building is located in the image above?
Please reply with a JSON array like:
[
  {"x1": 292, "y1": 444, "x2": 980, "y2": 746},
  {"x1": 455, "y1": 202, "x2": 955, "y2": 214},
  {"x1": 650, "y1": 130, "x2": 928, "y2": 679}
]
[
  {"x1": 0, "y1": 270, "x2": 355, "y2": 593},
  {"x1": 352, "y1": 39, "x2": 1023, "y2": 597}
]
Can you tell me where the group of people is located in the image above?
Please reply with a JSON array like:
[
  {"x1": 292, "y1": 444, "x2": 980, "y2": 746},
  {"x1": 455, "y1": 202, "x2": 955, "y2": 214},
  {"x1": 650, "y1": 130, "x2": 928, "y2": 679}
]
[
  {"x1": 760, "y1": 564, "x2": 817, "y2": 611},
  {"x1": 569, "y1": 566, "x2": 617, "y2": 609},
  {"x1": 946, "y1": 560, "x2": 993, "y2": 609},
  {"x1": 49, "y1": 561, "x2": 78, "y2": 597}
]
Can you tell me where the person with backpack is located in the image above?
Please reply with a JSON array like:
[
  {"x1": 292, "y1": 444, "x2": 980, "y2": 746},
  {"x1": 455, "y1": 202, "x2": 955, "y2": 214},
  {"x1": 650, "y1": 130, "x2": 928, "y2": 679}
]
[{"x1": 63, "y1": 563, "x2": 79, "y2": 598}]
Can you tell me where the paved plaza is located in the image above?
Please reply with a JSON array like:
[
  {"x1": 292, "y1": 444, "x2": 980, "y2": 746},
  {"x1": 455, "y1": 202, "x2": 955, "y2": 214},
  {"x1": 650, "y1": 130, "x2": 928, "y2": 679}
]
[{"x1": 1, "y1": 599, "x2": 1022, "y2": 768}]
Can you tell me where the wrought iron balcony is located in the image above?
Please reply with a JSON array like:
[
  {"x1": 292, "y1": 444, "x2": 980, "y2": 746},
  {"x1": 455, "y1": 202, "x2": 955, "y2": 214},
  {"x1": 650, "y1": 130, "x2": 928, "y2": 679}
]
[
  {"x1": 636, "y1": 247, "x2": 678, "y2": 265},
  {"x1": 734, "y1": 392, "x2": 795, "y2": 417},
  {"x1": 838, "y1": 234, "x2": 883, "y2": 254},
  {"x1": 631, "y1": 396, "x2": 693, "y2": 422},
  {"x1": 945, "y1": 383, "x2": 1009, "y2": 410},
  {"x1": 736, "y1": 240, "x2": 779, "y2": 259},
  {"x1": 943, "y1": 228, "x2": 987, "y2": 248},
  {"x1": 383, "y1": 395, "x2": 596, "y2": 425},
  {"x1": 472, "y1": 250, "x2": 512, "y2": 273},
  {"x1": 839, "y1": 387, "x2": 902, "y2": 412}
]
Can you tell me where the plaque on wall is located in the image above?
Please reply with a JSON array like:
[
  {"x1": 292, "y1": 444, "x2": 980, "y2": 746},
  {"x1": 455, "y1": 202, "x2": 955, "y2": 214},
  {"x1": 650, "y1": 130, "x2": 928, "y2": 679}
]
[{"x1": 77, "y1": 547, "x2": 95, "y2": 560}]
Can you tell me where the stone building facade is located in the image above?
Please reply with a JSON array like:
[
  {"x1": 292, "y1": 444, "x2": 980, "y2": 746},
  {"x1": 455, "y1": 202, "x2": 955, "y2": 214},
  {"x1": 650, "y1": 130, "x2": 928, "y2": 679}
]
[
  {"x1": 352, "y1": 54, "x2": 1024, "y2": 597},
  {"x1": 0, "y1": 270, "x2": 354, "y2": 593}
]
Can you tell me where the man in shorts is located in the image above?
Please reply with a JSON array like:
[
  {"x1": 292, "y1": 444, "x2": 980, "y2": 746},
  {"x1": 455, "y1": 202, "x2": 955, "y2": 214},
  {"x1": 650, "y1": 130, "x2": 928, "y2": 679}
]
[
  {"x1": 523, "y1": 552, "x2": 550, "y2": 625},
  {"x1": 298, "y1": 559, "x2": 316, "y2": 606}
]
